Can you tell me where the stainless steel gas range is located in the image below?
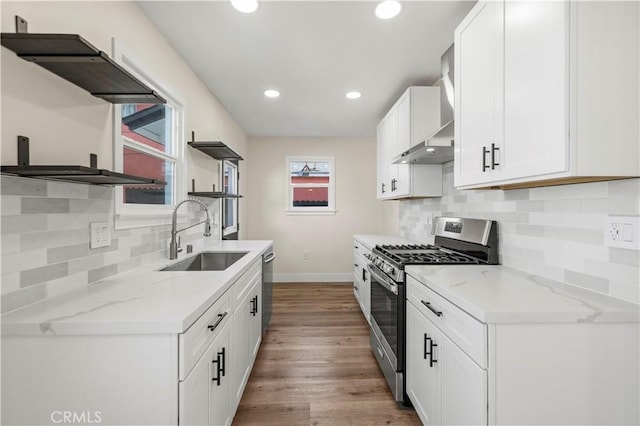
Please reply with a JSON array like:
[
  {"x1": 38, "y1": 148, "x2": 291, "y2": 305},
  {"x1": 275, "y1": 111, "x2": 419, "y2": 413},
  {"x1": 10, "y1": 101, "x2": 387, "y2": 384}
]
[{"x1": 367, "y1": 216, "x2": 499, "y2": 405}]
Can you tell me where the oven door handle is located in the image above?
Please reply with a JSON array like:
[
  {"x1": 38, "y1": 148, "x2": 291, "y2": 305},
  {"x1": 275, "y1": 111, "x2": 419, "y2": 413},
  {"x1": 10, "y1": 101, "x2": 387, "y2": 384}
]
[{"x1": 368, "y1": 264, "x2": 398, "y2": 295}]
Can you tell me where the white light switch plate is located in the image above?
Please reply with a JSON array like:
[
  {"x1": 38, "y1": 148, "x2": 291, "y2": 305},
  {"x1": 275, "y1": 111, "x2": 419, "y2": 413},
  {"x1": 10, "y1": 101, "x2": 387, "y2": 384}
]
[
  {"x1": 604, "y1": 215, "x2": 640, "y2": 250},
  {"x1": 90, "y1": 222, "x2": 111, "y2": 249}
]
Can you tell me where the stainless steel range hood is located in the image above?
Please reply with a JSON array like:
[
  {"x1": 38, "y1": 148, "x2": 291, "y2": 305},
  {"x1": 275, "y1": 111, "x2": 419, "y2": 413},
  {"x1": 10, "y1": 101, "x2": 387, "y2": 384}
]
[{"x1": 392, "y1": 44, "x2": 455, "y2": 165}]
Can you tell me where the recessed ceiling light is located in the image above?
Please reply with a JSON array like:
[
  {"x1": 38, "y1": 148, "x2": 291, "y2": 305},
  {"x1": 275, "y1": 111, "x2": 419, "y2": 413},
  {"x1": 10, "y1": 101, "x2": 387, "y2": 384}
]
[
  {"x1": 231, "y1": 0, "x2": 258, "y2": 14},
  {"x1": 426, "y1": 147, "x2": 436, "y2": 153},
  {"x1": 346, "y1": 91, "x2": 362, "y2": 100},
  {"x1": 375, "y1": 1, "x2": 402, "y2": 20},
  {"x1": 264, "y1": 89, "x2": 280, "y2": 98}
]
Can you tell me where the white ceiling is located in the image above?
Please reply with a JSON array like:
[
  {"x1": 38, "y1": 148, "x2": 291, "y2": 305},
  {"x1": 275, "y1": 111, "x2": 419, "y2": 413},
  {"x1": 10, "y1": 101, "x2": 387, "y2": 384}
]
[{"x1": 137, "y1": 1, "x2": 476, "y2": 138}]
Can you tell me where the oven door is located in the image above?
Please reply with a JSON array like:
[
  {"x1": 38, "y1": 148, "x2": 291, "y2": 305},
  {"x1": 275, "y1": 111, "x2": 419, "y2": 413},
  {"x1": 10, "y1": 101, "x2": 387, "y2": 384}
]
[{"x1": 368, "y1": 263, "x2": 402, "y2": 369}]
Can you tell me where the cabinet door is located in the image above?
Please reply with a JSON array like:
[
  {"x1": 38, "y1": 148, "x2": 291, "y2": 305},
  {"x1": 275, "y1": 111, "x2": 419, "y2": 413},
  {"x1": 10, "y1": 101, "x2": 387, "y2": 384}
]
[
  {"x1": 361, "y1": 264, "x2": 371, "y2": 324},
  {"x1": 406, "y1": 303, "x2": 441, "y2": 425},
  {"x1": 395, "y1": 93, "x2": 411, "y2": 196},
  {"x1": 454, "y1": 1, "x2": 504, "y2": 187},
  {"x1": 407, "y1": 302, "x2": 487, "y2": 426},
  {"x1": 439, "y1": 326, "x2": 487, "y2": 425},
  {"x1": 179, "y1": 319, "x2": 231, "y2": 426},
  {"x1": 248, "y1": 279, "x2": 262, "y2": 360},
  {"x1": 384, "y1": 107, "x2": 400, "y2": 196},
  {"x1": 376, "y1": 119, "x2": 390, "y2": 199},
  {"x1": 230, "y1": 292, "x2": 251, "y2": 412},
  {"x1": 502, "y1": 1, "x2": 568, "y2": 180},
  {"x1": 210, "y1": 326, "x2": 230, "y2": 426},
  {"x1": 179, "y1": 345, "x2": 213, "y2": 425}
]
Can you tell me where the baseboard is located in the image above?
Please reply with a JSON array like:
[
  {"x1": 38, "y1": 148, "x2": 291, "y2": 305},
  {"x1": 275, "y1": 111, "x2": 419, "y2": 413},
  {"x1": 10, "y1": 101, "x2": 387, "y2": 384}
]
[{"x1": 274, "y1": 273, "x2": 353, "y2": 283}]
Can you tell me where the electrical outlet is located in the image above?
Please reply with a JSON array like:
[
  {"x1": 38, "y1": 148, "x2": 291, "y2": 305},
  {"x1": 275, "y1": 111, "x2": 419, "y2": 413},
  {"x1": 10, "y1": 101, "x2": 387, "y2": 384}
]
[
  {"x1": 303, "y1": 251, "x2": 310, "y2": 260},
  {"x1": 609, "y1": 223, "x2": 622, "y2": 241},
  {"x1": 604, "y1": 216, "x2": 640, "y2": 250},
  {"x1": 90, "y1": 222, "x2": 111, "y2": 249}
]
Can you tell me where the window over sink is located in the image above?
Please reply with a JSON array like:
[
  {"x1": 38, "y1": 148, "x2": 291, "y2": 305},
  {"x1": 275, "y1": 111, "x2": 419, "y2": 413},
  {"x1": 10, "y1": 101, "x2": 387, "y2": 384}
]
[{"x1": 285, "y1": 156, "x2": 335, "y2": 215}]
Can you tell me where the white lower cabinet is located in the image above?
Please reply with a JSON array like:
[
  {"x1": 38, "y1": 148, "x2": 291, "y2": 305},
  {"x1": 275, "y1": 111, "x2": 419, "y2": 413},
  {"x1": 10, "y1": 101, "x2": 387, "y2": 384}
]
[
  {"x1": 1, "y1": 256, "x2": 264, "y2": 426},
  {"x1": 352, "y1": 238, "x2": 371, "y2": 323},
  {"x1": 230, "y1": 264, "x2": 262, "y2": 413},
  {"x1": 407, "y1": 302, "x2": 487, "y2": 426},
  {"x1": 405, "y1": 274, "x2": 639, "y2": 426},
  {"x1": 179, "y1": 318, "x2": 231, "y2": 426}
]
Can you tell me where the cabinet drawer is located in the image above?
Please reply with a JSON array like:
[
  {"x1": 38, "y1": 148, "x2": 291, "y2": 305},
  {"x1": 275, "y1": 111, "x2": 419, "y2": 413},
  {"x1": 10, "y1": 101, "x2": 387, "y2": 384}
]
[
  {"x1": 406, "y1": 275, "x2": 487, "y2": 368},
  {"x1": 353, "y1": 240, "x2": 372, "y2": 259},
  {"x1": 233, "y1": 259, "x2": 262, "y2": 311},
  {"x1": 179, "y1": 289, "x2": 232, "y2": 380}
]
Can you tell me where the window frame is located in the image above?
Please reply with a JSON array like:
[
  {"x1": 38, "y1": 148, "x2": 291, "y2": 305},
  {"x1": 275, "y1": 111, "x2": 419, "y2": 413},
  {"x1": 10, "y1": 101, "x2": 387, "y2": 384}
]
[
  {"x1": 112, "y1": 40, "x2": 185, "y2": 229},
  {"x1": 222, "y1": 160, "x2": 239, "y2": 236},
  {"x1": 285, "y1": 155, "x2": 336, "y2": 215}
]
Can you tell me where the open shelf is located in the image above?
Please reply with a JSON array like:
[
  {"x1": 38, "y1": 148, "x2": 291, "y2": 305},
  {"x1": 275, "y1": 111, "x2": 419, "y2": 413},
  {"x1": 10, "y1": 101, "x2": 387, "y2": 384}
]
[
  {"x1": 187, "y1": 132, "x2": 243, "y2": 161},
  {"x1": 188, "y1": 192, "x2": 243, "y2": 199},
  {"x1": 1, "y1": 165, "x2": 166, "y2": 185},
  {"x1": 1, "y1": 136, "x2": 166, "y2": 186},
  {"x1": 1, "y1": 33, "x2": 166, "y2": 104},
  {"x1": 187, "y1": 141, "x2": 243, "y2": 161}
]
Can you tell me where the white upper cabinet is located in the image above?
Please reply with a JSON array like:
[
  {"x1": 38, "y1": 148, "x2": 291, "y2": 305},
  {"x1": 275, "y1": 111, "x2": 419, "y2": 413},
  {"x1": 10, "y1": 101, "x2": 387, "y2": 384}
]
[
  {"x1": 454, "y1": 1, "x2": 504, "y2": 187},
  {"x1": 377, "y1": 86, "x2": 443, "y2": 199},
  {"x1": 455, "y1": 1, "x2": 639, "y2": 189}
]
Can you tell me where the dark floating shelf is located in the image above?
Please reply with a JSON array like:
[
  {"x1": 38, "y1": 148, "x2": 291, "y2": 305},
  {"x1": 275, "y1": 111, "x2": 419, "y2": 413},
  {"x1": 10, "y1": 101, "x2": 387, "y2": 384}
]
[
  {"x1": 1, "y1": 165, "x2": 166, "y2": 186},
  {"x1": 188, "y1": 192, "x2": 243, "y2": 199},
  {"x1": 188, "y1": 132, "x2": 243, "y2": 161},
  {"x1": 1, "y1": 32, "x2": 166, "y2": 104},
  {"x1": 188, "y1": 180, "x2": 241, "y2": 199},
  {"x1": 1, "y1": 136, "x2": 166, "y2": 186}
]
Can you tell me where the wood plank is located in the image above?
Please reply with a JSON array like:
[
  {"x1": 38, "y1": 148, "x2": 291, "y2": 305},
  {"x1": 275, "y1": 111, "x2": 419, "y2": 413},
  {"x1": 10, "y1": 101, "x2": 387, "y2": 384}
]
[{"x1": 232, "y1": 283, "x2": 421, "y2": 425}]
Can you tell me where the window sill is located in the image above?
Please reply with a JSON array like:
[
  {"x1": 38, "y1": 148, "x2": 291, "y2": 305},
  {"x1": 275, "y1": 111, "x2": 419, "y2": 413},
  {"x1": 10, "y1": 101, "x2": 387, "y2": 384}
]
[{"x1": 285, "y1": 210, "x2": 336, "y2": 216}]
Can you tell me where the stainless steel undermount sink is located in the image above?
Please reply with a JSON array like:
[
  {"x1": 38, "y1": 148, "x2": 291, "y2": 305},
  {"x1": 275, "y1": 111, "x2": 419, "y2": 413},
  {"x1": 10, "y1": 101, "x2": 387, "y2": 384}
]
[{"x1": 160, "y1": 251, "x2": 249, "y2": 272}]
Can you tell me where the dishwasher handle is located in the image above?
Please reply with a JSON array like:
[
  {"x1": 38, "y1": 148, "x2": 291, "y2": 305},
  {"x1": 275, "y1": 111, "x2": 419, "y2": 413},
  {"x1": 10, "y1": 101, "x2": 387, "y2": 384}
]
[{"x1": 264, "y1": 252, "x2": 276, "y2": 264}]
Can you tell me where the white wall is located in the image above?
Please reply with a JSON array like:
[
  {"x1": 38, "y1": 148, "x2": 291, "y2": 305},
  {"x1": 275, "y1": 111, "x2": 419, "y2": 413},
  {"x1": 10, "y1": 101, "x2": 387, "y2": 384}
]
[
  {"x1": 245, "y1": 136, "x2": 385, "y2": 282},
  {"x1": 1, "y1": 1, "x2": 248, "y2": 238}
]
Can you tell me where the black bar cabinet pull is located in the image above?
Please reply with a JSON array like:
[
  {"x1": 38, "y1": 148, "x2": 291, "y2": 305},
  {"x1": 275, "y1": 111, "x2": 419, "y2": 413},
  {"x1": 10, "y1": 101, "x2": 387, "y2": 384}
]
[
  {"x1": 482, "y1": 146, "x2": 490, "y2": 171},
  {"x1": 491, "y1": 143, "x2": 500, "y2": 169},
  {"x1": 423, "y1": 333, "x2": 429, "y2": 360},
  {"x1": 429, "y1": 339, "x2": 438, "y2": 367},
  {"x1": 207, "y1": 312, "x2": 228, "y2": 331},
  {"x1": 218, "y1": 347, "x2": 226, "y2": 377},
  {"x1": 381, "y1": 182, "x2": 386, "y2": 194},
  {"x1": 362, "y1": 268, "x2": 367, "y2": 282},
  {"x1": 420, "y1": 300, "x2": 443, "y2": 317},
  {"x1": 211, "y1": 358, "x2": 220, "y2": 385},
  {"x1": 254, "y1": 295, "x2": 259, "y2": 314}
]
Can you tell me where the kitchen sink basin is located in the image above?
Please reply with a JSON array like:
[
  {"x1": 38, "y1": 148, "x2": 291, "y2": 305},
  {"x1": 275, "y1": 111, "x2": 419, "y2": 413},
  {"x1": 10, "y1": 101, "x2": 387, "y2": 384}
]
[{"x1": 160, "y1": 251, "x2": 248, "y2": 272}]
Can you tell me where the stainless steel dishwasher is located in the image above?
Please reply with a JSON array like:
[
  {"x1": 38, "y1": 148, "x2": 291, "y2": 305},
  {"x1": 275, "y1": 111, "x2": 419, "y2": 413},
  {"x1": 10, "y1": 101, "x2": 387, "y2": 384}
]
[{"x1": 262, "y1": 247, "x2": 275, "y2": 336}]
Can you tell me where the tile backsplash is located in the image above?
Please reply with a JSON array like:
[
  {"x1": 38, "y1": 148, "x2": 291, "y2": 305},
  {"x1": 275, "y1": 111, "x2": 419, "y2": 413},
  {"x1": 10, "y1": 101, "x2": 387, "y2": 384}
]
[
  {"x1": 1, "y1": 175, "x2": 220, "y2": 313},
  {"x1": 400, "y1": 163, "x2": 640, "y2": 304}
]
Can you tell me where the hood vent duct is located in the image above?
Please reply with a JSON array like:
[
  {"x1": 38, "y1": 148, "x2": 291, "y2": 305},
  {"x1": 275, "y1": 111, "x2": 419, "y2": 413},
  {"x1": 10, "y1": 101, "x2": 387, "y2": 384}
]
[{"x1": 392, "y1": 44, "x2": 455, "y2": 165}]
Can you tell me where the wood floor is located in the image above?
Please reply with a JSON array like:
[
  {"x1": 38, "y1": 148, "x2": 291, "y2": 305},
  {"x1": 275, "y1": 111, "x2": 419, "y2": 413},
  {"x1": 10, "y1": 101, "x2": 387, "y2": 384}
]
[{"x1": 233, "y1": 283, "x2": 421, "y2": 426}]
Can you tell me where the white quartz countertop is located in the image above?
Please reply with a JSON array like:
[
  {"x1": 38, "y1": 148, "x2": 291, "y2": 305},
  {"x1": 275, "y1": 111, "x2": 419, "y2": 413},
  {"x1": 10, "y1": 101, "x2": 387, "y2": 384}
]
[
  {"x1": 353, "y1": 234, "x2": 416, "y2": 250},
  {"x1": 406, "y1": 265, "x2": 639, "y2": 324},
  {"x1": 1, "y1": 240, "x2": 273, "y2": 336}
]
